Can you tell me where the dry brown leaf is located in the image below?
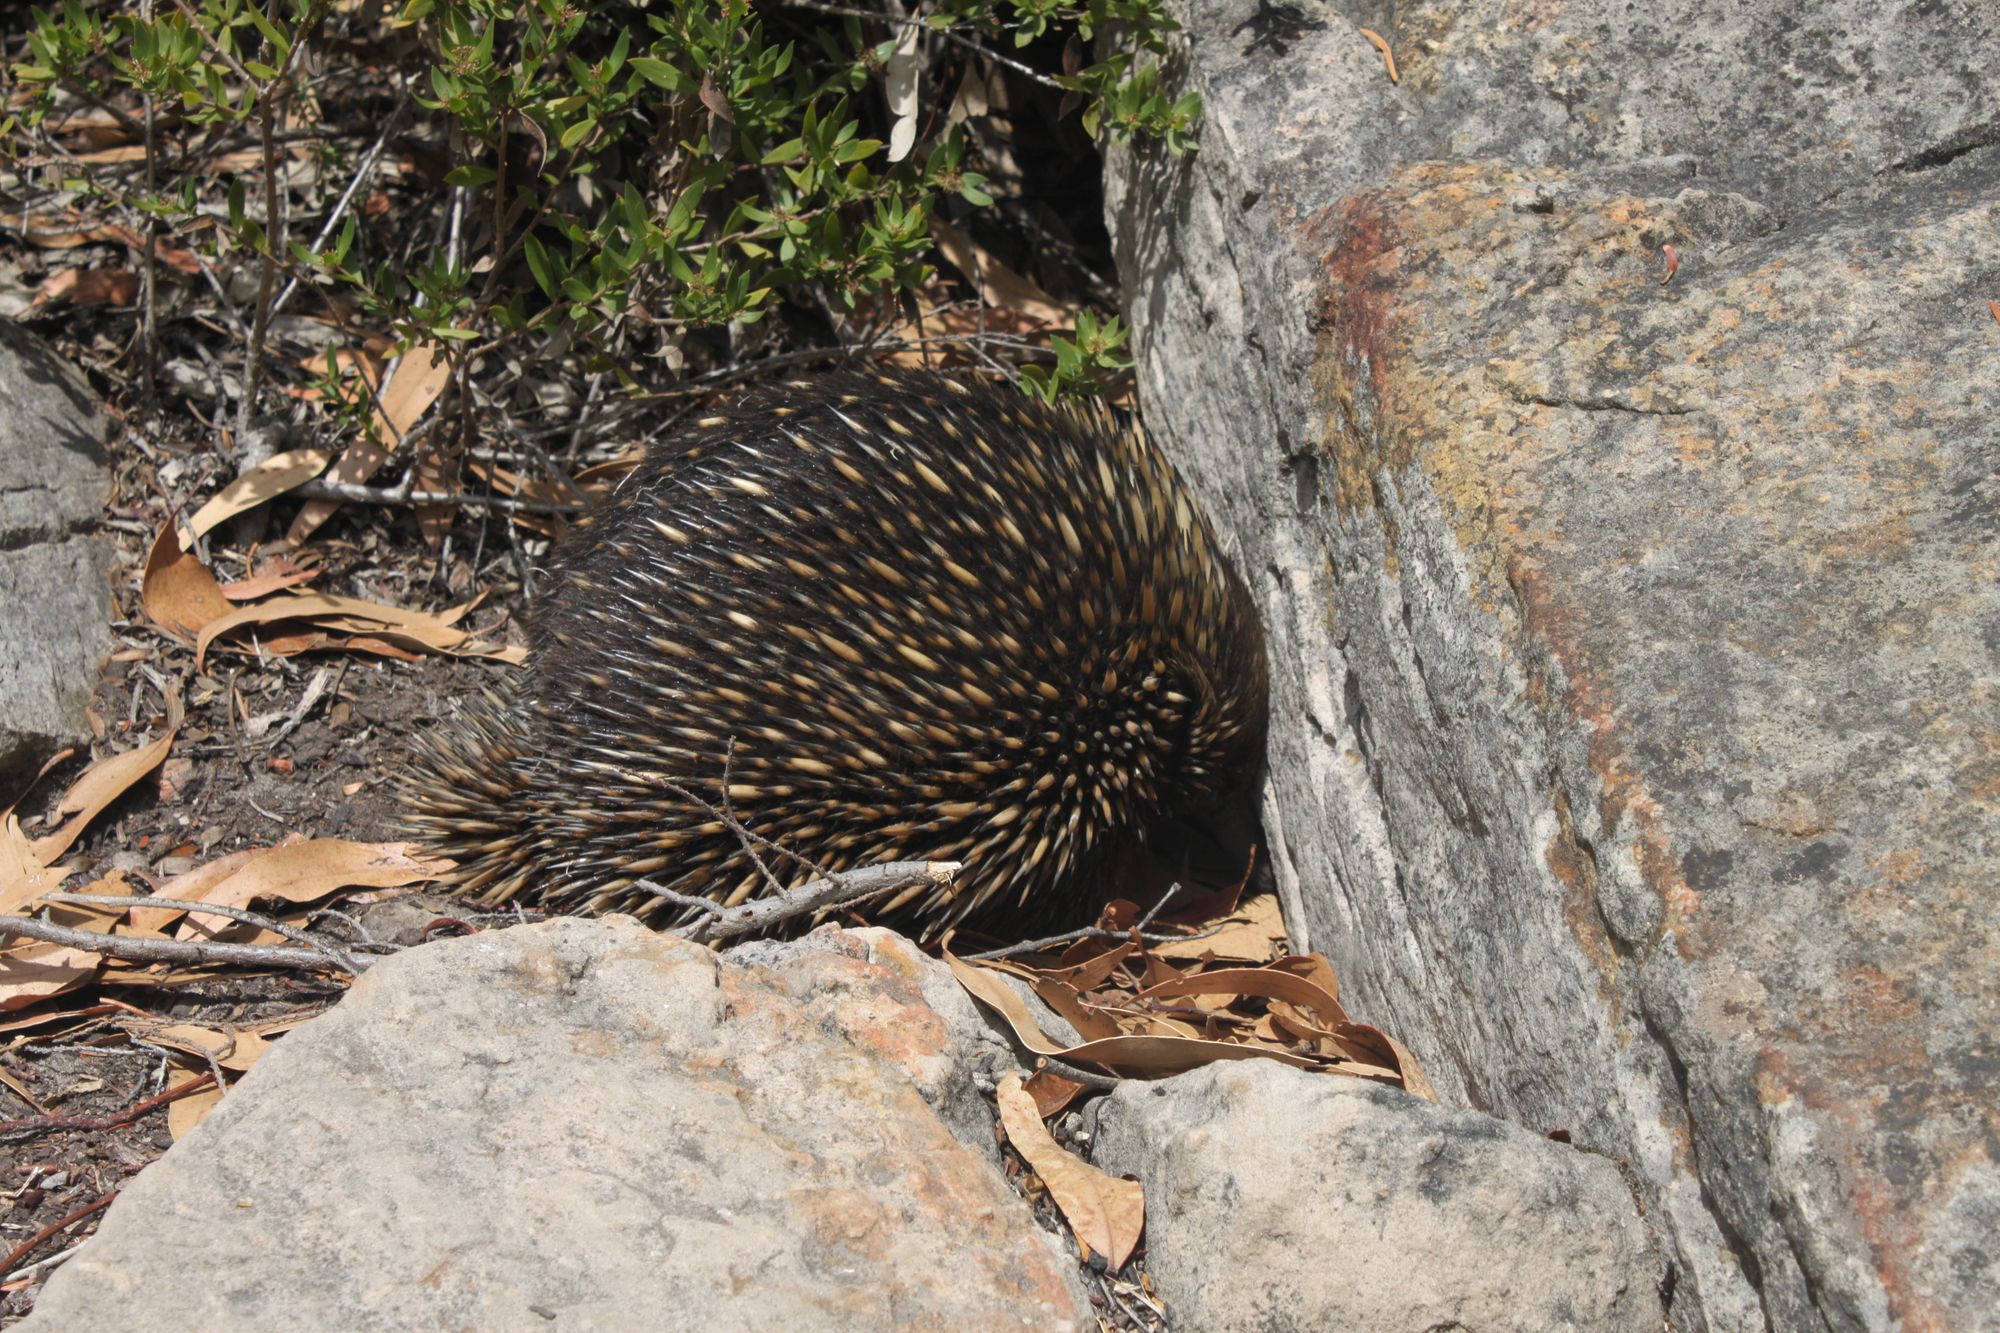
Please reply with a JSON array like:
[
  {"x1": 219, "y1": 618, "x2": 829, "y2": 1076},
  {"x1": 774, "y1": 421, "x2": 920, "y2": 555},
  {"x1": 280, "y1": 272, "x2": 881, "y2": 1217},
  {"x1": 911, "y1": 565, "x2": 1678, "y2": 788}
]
[
  {"x1": 142, "y1": 524, "x2": 235, "y2": 643},
  {"x1": 29, "y1": 267, "x2": 138, "y2": 309},
  {"x1": 996, "y1": 1072, "x2": 1143, "y2": 1270},
  {"x1": 118, "y1": 850, "x2": 268, "y2": 935},
  {"x1": 1022, "y1": 1068, "x2": 1087, "y2": 1118},
  {"x1": 218, "y1": 558, "x2": 321, "y2": 601},
  {"x1": 929, "y1": 218, "x2": 1066, "y2": 327},
  {"x1": 0, "y1": 1001, "x2": 136, "y2": 1036},
  {"x1": 182, "y1": 448, "x2": 334, "y2": 544},
  {"x1": 414, "y1": 433, "x2": 459, "y2": 552},
  {"x1": 0, "y1": 947, "x2": 104, "y2": 1013},
  {"x1": 1152, "y1": 891, "x2": 1290, "y2": 963},
  {"x1": 288, "y1": 342, "x2": 449, "y2": 545},
  {"x1": 148, "y1": 838, "x2": 448, "y2": 936},
  {"x1": 0, "y1": 817, "x2": 69, "y2": 918},
  {"x1": 165, "y1": 1066, "x2": 223, "y2": 1139},
  {"x1": 27, "y1": 730, "x2": 176, "y2": 866},
  {"x1": 0, "y1": 863, "x2": 122, "y2": 1009},
  {"x1": 194, "y1": 590, "x2": 524, "y2": 669},
  {"x1": 1334, "y1": 1023, "x2": 1440, "y2": 1101},
  {"x1": 946, "y1": 952, "x2": 1322, "y2": 1075},
  {"x1": 1031, "y1": 976, "x2": 1125, "y2": 1042},
  {"x1": 1135, "y1": 964, "x2": 1350, "y2": 1028}
]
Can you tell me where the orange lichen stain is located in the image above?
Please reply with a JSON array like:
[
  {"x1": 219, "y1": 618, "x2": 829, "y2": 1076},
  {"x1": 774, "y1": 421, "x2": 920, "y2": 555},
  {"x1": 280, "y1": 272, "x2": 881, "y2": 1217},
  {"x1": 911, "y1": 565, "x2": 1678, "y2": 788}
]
[
  {"x1": 1753, "y1": 1042, "x2": 1964, "y2": 1333},
  {"x1": 1307, "y1": 186, "x2": 1417, "y2": 522},
  {"x1": 1545, "y1": 791, "x2": 1623, "y2": 999},
  {"x1": 1506, "y1": 551, "x2": 1699, "y2": 954}
]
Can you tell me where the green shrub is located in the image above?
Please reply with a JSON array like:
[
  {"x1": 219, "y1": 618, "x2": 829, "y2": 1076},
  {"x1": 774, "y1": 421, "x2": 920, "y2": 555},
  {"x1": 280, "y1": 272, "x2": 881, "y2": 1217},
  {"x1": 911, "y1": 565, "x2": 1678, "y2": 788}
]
[{"x1": 8, "y1": 0, "x2": 1196, "y2": 423}]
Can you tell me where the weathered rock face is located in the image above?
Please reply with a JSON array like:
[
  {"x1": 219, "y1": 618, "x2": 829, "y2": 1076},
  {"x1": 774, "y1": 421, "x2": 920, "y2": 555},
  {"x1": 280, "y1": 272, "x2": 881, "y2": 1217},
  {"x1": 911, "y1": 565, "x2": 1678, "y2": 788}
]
[
  {"x1": 1106, "y1": 2, "x2": 1999, "y2": 1329},
  {"x1": 1091, "y1": 1062, "x2": 1664, "y2": 1330},
  {"x1": 26, "y1": 920, "x2": 1090, "y2": 1330},
  {"x1": 0, "y1": 321, "x2": 113, "y2": 787}
]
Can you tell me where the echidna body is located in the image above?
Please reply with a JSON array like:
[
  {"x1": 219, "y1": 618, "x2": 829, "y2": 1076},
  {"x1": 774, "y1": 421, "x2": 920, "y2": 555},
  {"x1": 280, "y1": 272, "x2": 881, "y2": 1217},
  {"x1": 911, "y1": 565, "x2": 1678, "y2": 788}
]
[{"x1": 407, "y1": 370, "x2": 1267, "y2": 934}]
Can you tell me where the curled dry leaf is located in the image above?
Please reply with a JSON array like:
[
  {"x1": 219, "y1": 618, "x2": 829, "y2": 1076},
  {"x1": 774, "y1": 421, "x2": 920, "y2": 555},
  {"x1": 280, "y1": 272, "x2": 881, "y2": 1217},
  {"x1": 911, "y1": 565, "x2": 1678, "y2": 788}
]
[
  {"x1": 25, "y1": 730, "x2": 176, "y2": 867},
  {"x1": 1021, "y1": 1068, "x2": 1088, "y2": 1118},
  {"x1": 142, "y1": 525, "x2": 235, "y2": 643},
  {"x1": 946, "y1": 885, "x2": 1433, "y2": 1093},
  {"x1": 165, "y1": 1066, "x2": 223, "y2": 1140},
  {"x1": 181, "y1": 448, "x2": 335, "y2": 545},
  {"x1": 287, "y1": 341, "x2": 450, "y2": 546},
  {"x1": 29, "y1": 267, "x2": 139, "y2": 309},
  {"x1": 946, "y1": 951, "x2": 1323, "y2": 1076},
  {"x1": 120, "y1": 838, "x2": 452, "y2": 937},
  {"x1": 193, "y1": 589, "x2": 525, "y2": 670},
  {"x1": 996, "y1": 1072, "x2": 1144, "y2": 1271},
  {"x1": 884, "y1": 22, "x2": 922, "y2": 163}
]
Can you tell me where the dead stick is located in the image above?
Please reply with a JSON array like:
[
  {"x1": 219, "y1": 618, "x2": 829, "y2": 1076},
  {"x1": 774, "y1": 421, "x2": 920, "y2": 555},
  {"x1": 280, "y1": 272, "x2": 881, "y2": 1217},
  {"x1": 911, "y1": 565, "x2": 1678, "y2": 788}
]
[
  {"x1": 0, "y1": 1071, "x2": 215, "y2": 1139},
  {"x1": 0, "y1": 914, "x2": 366, "y2": 975},
  {"x1": 43, "y1": 892, "x2": 360, "y2": 974},
  {"x1": 0, "y1": 1191, "x2": 118, "y2": 1278},
  {"x1": 639, "y1": 859, "x2": 961, "y2": 944}
]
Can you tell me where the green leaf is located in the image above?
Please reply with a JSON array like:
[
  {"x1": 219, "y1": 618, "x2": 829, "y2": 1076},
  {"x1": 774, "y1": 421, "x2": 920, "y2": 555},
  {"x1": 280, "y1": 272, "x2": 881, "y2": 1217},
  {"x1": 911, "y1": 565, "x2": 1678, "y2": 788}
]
[
  {"x1": 523, "y1": 233, "x2": 556, "y2": 297},
  {"x1": 445, "y1": 164, "x2": 496, "y2": 187},
  {"x1": 558, "y1": 117, "x2": 597, "y2": 149},
  {"x1": 628, "y1": 55, "x2": 685, "y2": 89}
]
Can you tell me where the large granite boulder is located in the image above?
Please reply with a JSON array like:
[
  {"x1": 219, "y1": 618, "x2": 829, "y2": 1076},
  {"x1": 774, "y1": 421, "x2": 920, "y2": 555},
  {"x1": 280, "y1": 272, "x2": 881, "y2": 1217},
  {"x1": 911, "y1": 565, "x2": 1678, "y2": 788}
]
[
  {"x1": 0, "y1": 321, "x2": 113, "y2": 787},
  {"x1": 1106, "y1": 2, "x2": 1999, "y2": 1329},
  {"x1": 27, "y1": 920, "x2": 1091, "y2": 1329},
  {"x1": 1091, "y1": 1062, "x2": 1664, "y2": 1329}
]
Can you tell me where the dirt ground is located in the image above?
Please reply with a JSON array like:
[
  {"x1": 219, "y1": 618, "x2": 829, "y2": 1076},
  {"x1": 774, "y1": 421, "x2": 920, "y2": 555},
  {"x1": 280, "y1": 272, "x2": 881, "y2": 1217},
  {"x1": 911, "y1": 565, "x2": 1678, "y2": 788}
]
[{"x1": 1, "y1": 400, "x2": 536, "y2": 1317}]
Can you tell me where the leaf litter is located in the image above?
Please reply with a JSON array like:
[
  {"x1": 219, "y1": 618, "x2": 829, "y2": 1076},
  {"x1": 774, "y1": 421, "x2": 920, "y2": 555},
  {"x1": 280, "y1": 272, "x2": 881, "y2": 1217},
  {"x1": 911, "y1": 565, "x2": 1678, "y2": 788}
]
[{"x1": 949, "y1": 873, "x2": 1435, "y2": 1289}]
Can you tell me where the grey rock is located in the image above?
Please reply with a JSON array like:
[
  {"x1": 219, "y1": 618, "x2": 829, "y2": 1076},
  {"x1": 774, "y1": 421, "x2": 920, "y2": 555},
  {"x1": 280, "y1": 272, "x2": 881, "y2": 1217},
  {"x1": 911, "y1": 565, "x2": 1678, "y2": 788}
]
[
  {"x1": 1106, "y1": 1, "x2": 2000, "y2": 1328},
  {"x1": 1091, "y1": 1062, "x2": 1664, "y2": 1330},
  {"x1": 26, "y1": 918, "x2": 1089, "y2": 1330},
  {"x1": 0, "y1": 320, "x2": 113, "y2": 786}
]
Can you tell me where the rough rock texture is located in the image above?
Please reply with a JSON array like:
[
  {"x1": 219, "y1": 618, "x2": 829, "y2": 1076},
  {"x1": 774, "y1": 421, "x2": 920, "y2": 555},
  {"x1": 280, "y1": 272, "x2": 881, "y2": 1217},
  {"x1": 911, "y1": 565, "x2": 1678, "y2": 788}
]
[
  {"x1": 26, "y1": 919, "x2": 1090, "y2": 1330},
  {"x1": 1105, "y1": 2, "x2": 1999, "y2": 1329},
  {"x1": 1091, "y1": 1062, "x2": 1664, "y2": 1330},
  {"x1": 0, "y1": 320, "x2": 113, "y2": 787}
]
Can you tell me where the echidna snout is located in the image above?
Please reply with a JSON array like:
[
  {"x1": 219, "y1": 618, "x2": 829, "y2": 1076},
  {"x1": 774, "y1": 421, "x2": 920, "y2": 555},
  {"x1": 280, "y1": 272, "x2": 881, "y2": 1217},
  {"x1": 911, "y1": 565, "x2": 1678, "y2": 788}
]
[{"x1": 406, "y1": 369, "x2": 1269, "y2": 934}]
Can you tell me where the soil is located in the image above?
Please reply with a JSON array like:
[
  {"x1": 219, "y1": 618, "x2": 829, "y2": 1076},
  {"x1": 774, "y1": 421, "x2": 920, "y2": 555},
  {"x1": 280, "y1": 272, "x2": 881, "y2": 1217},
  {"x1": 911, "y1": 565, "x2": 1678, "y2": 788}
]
[{"x1": 0, "y1": 392, "x2": 533, "y2": 1318}]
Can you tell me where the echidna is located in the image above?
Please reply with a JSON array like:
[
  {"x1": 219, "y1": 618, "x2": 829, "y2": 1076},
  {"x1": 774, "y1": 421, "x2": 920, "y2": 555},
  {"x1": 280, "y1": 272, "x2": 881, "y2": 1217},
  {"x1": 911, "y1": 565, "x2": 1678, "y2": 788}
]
[{"x1": 405, "y1": 369, "x2": 1268, "y2": 935}]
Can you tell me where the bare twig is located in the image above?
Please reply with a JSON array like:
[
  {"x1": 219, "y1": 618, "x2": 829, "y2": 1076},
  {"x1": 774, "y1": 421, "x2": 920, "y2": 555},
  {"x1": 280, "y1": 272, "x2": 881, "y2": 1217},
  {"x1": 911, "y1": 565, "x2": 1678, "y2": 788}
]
[
  {"x1": 637, "y1": 859, "x2": 962, "y2": 944},
  {"x1": 43, "y1": 892, "x2": 360, "y2": 975},
  {"x1": 1, "y1": 1237, "x2": 90, "y2": 1286},
  {"x1": 965, "y1": 921, "x2": 1222, "y2": 962},
  {"x1": 0, "y1": 1192, "x2": 118, "y2": 1279},
  {"x1": 292, "y1": 478, "x2": 585, "y2": 516},
  {"x1": 1026, "y1": 1057, "x2": 1121, "y2": 1092},
  {"x1": 0, "y1": 1074, "x2": 215, "y2": 1140},
  {"x1": 269, "y1": 85, "x2": 411, "y2": 321},
  {"x1": 137, "y1": 0, "x2": 160, "y2": 394},
  {"x1": 0, "y1": 913, "x2": 367, "y2": 975}
]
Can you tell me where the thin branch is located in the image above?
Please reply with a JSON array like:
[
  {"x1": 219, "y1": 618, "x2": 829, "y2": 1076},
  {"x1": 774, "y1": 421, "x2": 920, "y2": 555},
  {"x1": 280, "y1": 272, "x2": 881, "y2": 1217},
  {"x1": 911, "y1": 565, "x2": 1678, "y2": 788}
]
[
  {"x1": 269, "y1": 85, "x2": 411, "y2": 321},
  {"x1": 0, "y1": 1074, "x2": 214, "y2": 1140},
  {"x1": 44, "y1": 891, "x2": 360, "y2": 974},
  {"x1": 0, "y1": 913, "x2": 368, "y2": 975},
  {"x1": 291, "y1": 478, "x2": 586, "y2": 516},
  {"x1": 965, "y1": 921, "x2": 1223, "y2": 962},
  {"x1": 0, "y1": 1192, "x2": 117, "y2": 1278},
  {"x1": 638, "y1": 859, "x2": 962, "y2": 944}
]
